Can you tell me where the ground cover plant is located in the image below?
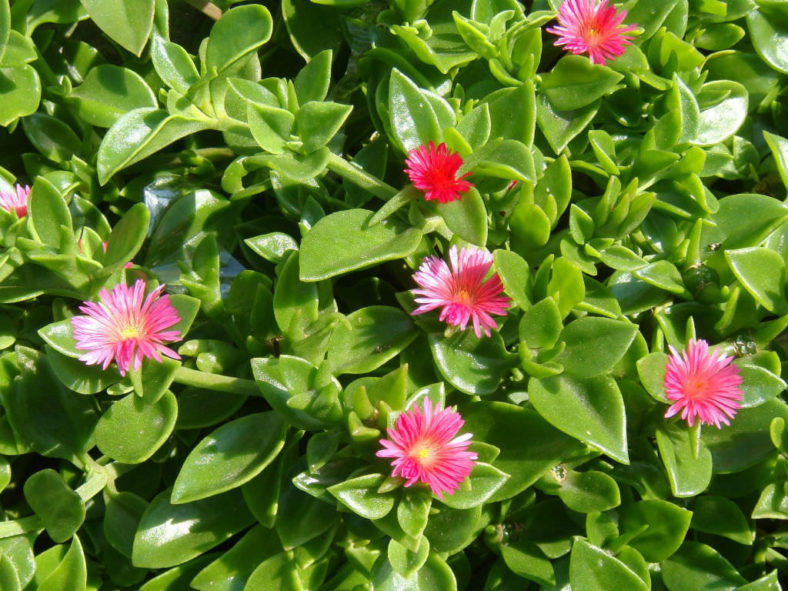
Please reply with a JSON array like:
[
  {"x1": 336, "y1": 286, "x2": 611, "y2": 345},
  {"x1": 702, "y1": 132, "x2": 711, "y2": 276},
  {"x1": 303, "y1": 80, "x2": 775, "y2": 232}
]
[{"x1": 0, "y1": 0, "x2": 787, "y2": 589}]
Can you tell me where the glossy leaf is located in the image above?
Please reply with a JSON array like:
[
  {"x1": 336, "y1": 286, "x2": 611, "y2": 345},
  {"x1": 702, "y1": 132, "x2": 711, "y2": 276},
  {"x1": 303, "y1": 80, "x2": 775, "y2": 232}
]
[{"x1": 172, "y1": 412, "x2": 287, "y2": 503}]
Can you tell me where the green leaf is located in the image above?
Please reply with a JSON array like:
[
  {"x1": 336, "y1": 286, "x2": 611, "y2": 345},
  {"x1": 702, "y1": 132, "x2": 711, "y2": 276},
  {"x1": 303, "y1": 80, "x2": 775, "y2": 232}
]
[
  {"x1": 247, "y1": 103, "x2": 295, "y2": 155},
  {"x1": 440, "y1": 462, "x2": 509, "y2": 510},
  {"x1": 436, "y1": 188, "x2": 488, "y2": 246},
  {"x1": 328, "y1": 306, "x2": 417, "y2": 375},
  {"x1": 536, "y1": 94, "x2": 599, "y2": 154},
  {"x1": 4, "y1": 347, "x2": 97, "y2": 464},
  {"x1": 191, "y1": 526, "x2": 277, "y2": 591},
  {"x1": 104, "y1": 491, "x2": 148, "y2": 557},
  {"x1": 747, "y1": 8, "x2": 788, "y2": 74},
  {"x1": 540, "y1": 56, "x2": 623, "y2": 111},
  {"x1": 0, "y1": 66, "x2": 41, "y2": 126},
  {"x1": 388, "y1": 69, "x2": 442, "y2": 152},
  {"x1": 242, "y1": 552, "x2": 301, "y2": 591},
  {"x1": 151, "y1": 35, "x2": 199, "y2": 95},
  {"x1": 102, "y1": 202, "x2": 149, "y2": 269},
  {"x1": 273, "y1": 251, "x2": 318, "y2": 336},
  {"x1": 28, "y1": 177, "x2": 73, "y2": 250},
  {"x1": 704, "y1": 399, "x2": 788, "y2": 473},
  {"x1": 501, "y1": 541, "x2": 555, "y2": 587},
  {"x1": 205, "y1": 5, "x2": 273, "y2": 74},
  {"x1": 276, "y1": 475, "x2": 340, "y2": 548},
  {"x1": 520, "y1": 297, "x2": 562, "y2": 350},
  {"x1": 461, "y1": 402, "x2": 582, "y2": 501},
  {"x1": 725, "y1": 247, "x2": 787, "y2": 313},
  {"x1": 299, "y1": 209, "x2": 422, "y2": 281},
  {"x1": 372, "y1": 552, "x2": 457, "y2": 591},
  {"x1": 38, "y1": 536, "x2": 87, "y2": 591},
  {"x1": 429, "y1": 331, "x2": 516, "y2": 395},
  {"x1": 172, "y1": 412, "x2": 286, "y2": 503},
  {"x1": 397, "y1": 489, "x2": 431, "y2": 539},
  {"x1": 79, "y1": 0, "x2": 154, "y2": 56},
  {"x1": 738, "y1": 361, "x2": 786, "y2": 408},
  {"x1": 252, "y1": 355, "x2": 342, "y2": 430},
  {"x1": 555, "y1": 317, "x2": 638, "y2": 378},
  {"x1": 245, "y1": 232, "x2": 298, "y2": 264},
  {"x1": 636, "y1": 352, "x2": 669, "y2": 402},
  {"x1": 388, "y1": 538, "x2": 430, "y2": 579},
  {"x1": 296, "y1": 101, "x2": 352, "y2": 153},
  {"x1": 23, "y1": 469, "x2": 85, "y2": 543},
  {"x1": 569, "y1": 539, "x2": 648, "y2": 591},
  {"x1": 132, "y1": 488, "x2": 254, "y2": 569},
  {"x1": 621, "y1": 499, "x2": 692, "y2": 562},
  {"x1": 21, "y1": 113, "x2": 82, "y2": 163},
  {"x1": 556, "y1": 470, "x2": 620, "y2": 513},
  {"x1": 661, "y1": 542, "x2": 746, "y2": 590},
  {"x1": 738, "y1": 571, "x2": 782, "y2": 591},
  {"x1": 529, "y1": 375, "x2": 629, "y2": 464},
  {"x1": 281, "y1": 0, "x2": 342, "y2": 61},
  {"x1": 95, "y1": 391, "x2": 178, "y2": 464},
  {"x1": 127, "y1": 356, "x2": 180, "y2": 403},
  {"x1": 692, "y1": 81, "x2": 748, "y2": 146},
  {"x1": 328, "y1": 473, "x2": 395, "y2": 520},
  {"x1": 97, "y1": 108, "x2": 209, "y2": 184},
  {"x1": 692, "y1": 496, "x2": 754, "y2": 545},
  {"x1": 493, "y1": 249, "x2": 530, "y2": 311},
  {"x1": 656, "y1": 421, "x2": 713, "y2": 497},
  {"x1": 294, "y1": 49, "x2": 332, "y2": 104},
  {"x1": 68, "y1": 65, "x2": 157, "y2": 128}
]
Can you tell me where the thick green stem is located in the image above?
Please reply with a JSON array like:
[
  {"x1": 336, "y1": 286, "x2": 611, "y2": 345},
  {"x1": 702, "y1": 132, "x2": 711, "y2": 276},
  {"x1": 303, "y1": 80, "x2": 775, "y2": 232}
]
[
  {"x1": 182, "y1": 0, "x2": 223, "y2": 20},
  {"x1": 174, "y1": 366, "x2": 259, "y2": 396},
  {"x1": 327, "y1": 153, "x2": 399, "y2": 200}
]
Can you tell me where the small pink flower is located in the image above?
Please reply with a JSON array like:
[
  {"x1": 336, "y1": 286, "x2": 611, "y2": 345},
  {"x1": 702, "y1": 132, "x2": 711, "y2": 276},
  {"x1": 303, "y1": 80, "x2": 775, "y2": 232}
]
[
  {"x1": 546, "y1": 0, "x2": 637, "y2": 65},
  {"x1": 664, "y1": 339, "x2": 743, "y2": 428},
  {"x1": 72, "y1": 279, "x2": 182, "y2": 376},
  {"x1": 0, "y1": 184, "x2": 30, "y2": 217},
  {"x1": 404, "y1": 142, "x2": 473, "y2": 204},
  {"x1": 412, "y1": 246, "x2": 510, "y2": 338},
  {"x1": 377, "y1": 398, "x2": 477, "y2": 500}
]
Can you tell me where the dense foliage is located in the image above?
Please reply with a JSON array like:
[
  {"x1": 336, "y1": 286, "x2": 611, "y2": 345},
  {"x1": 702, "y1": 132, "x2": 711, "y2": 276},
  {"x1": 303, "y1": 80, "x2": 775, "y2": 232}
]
[{"x1": 0, "y1": 0, "x2": 787, "y2": 589}]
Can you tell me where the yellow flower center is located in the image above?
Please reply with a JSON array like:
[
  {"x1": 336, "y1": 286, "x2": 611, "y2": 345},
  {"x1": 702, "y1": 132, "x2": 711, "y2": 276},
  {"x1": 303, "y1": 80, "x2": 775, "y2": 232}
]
[
  {"x1": 119, "y1": 325, "x2": 143, "y2": 340},
  {"x1": 453, "y1": 289, "x2": 474, "y2": 306}
]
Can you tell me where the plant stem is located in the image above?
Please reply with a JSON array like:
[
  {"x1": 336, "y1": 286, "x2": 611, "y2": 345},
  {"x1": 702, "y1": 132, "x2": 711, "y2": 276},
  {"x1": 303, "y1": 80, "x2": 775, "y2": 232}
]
[
  {"x1": 326, "y1": 153, "x2": 399, "y2": 200},
  {"x1": 182, "y1": 0, "x2": 223, "y2": 20},
  {"x1": 174, "y1": 366, "x2": 259, "y2": 396}
]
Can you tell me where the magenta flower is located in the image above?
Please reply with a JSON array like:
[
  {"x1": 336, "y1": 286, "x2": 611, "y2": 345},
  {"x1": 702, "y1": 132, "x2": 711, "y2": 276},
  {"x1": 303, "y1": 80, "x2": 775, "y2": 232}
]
[
  {"x1": 404, "y1": 141, "x2": 473, "y2": 204},
  {"x1": 377, "y1": 398, "x2": 477, "y2": 499},
  {"x1": 663, "y1": 339, "x2": 743, "y2": 428},
  {"x1": 0, "y1": 184, "x2": 31, "y2": 218},
  {"x1": 546, "y1": 0, "x2": 637, "y2": 65},
  {"x1": 72, "y1": 280, "x2": 182, "y2": 376},
  {"x1": 412, "y1": 246, "x2": 510, "y2": 338}
]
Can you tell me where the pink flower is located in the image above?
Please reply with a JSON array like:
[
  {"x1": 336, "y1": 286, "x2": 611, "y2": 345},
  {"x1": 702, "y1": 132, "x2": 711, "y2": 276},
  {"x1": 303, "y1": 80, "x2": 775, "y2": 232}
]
[
  {"x1": 663, "y1": 339, "x2": 743, "y2": 428},
  {"x1": 404, "y1": 142, "x2": 473, "y2": 204},
  {"x1": 412, "y1": 246, "x2": 510, "y2": 338},
  {"x1": 72, "y1": 280, "x2": 182, "y2": 376},
  {"x1": 546, "y1": 0, "x2": 637, "y2": 65},
  {"x1": 377, "y1": 398, "x2": 477, "y2": 500},
  {"x1": 0, "y1": 184, "x2": 30, "y2": 217}
]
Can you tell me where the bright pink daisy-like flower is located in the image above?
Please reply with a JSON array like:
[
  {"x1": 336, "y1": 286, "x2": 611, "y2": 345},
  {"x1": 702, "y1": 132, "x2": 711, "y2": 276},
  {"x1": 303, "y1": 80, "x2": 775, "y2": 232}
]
[
  {"x1": 412, "y1": 246, "x2": 510, "y2": 338},
  {"x1": 546, "y1": 0, "x2": 637, "y2": 65},
  {"x1": 72, "y1": 280, "x2": 182, "y2": 376},
  {"x1": 0, "y1": 184, "x2": 30, "y2": 217},
  {"x1": 377, "y1": 398, "x2": 477, "y2": 500},
  {"x1": 404, "y1": 141, "x2": 473, "y2": 204},
  {"x1": 663, "y1": 339, "x2": 743, "y2": 429}
]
